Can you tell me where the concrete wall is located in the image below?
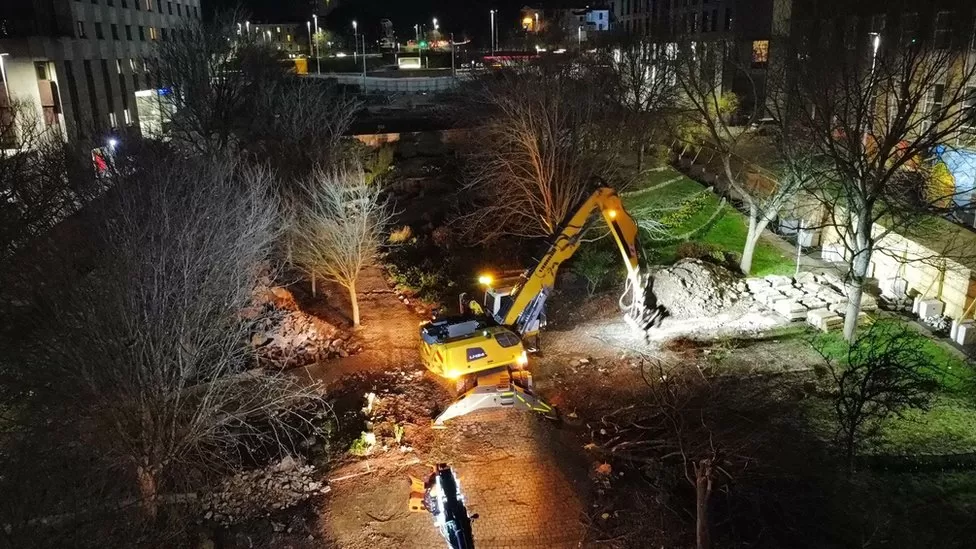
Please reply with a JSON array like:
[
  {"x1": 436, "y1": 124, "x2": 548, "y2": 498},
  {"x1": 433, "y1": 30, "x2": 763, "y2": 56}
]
[{"x1": 820, "y1": 216, "x2": 976, "y2": 320}]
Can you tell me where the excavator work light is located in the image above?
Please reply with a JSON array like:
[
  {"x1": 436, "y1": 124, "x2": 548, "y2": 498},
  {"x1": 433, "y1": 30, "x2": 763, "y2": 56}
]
[
  {"x1": 607, "y1": 209, "x2": 618, "y2": 219},
  {"x1": 477, "y1": 275, "x2": 492, "y2": 286}
]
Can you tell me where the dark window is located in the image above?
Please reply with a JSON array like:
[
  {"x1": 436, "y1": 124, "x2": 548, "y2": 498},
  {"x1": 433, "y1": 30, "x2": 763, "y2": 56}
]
[
  {"x1": 934, "y1": 11, "x2": 952, "y2": 49},
  {"x1": 118, "y1": 66, "x2": 129, "y2": 110},
  {"x1": 494, "y1": 332, "x2": 520, "y2": 348},
  {"x1": 95, "y1": 22, "x2": 104, "y2": 39},
  {"x1": 34, "y1": 62, "x2": 48, "y2": 80},
  {"x1": 122, "y1": 0, "x2": 127, "y2": 7},
  {"x1": 193, "y1": 6, "x2": 198, "y2": 18},
  {"x1": 64, "y1": 61, "x2": 83, "y2": 133},
  {"x1": 711, "y1": 9, "x2": 717, "y2": 31},
  {"x1": 138, "y1": 25, "x2": 145, "y2": 40},
  {"x1": 125, "y1": 25, "x2": 132, "y2": 40},
  {"x1": 91, "y1": 0, "x2": 97, "y2": 3},
  {"x1": 901, "y1": 12, "x2": 919, "y2": 46},
  {"x1": 132, "y1": 72, "x2": 139, "y2": 91},
  {"x1": 111, "y1": 23, "x2": 119, "y2": 40},
  {"x1": 725, "y1": 8, "x2": 733, "y2": 31},
  {"x1": 83, "y1": 60, "x2": 100, "y2": 125},
  {"x1": 870, "y1": 14, "x2": 886, "y2": 34},
  {"x1": 843, "y1": 17, "x2": 858, "y2": 50},
  {"x1": 76, "y1": 21, "x2": 86, "y2": 38},
  {"x1": 701, "y1": 10, "x2": 709, "y2": 32},
  {"x1": 962, "y1": 87, "x2": 976, "y2": 130},
  {"x1": 100, "y1": 59, "x2": 115, "y2": 115},
  {"x1": 177, "y1": 3, "x2": 182, "y2": 16},
  {"x1": 107, "y1": 0, "x2": 114, "y2": 5}
]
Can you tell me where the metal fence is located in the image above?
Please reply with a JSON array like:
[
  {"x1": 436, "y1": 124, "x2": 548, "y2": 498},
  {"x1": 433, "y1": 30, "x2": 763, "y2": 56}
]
[{"x1": 311, "y1": 73, "x2": 461, "y2": 93}]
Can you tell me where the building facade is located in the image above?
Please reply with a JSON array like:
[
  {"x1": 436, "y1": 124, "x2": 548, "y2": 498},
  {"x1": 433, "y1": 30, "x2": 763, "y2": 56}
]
[{"x1": 0, "y1": 0, "x2": 202, "y2": 145}]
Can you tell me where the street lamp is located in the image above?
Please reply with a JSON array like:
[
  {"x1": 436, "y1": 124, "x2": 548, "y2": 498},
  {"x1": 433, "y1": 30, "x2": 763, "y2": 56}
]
[
  {"x1": 433, "y1": 17, "x2": 439, "y2": 32},
  {"x1": 577, "y1": 25, "x2": 582, "y2": 48},
  {"x1": 306, "y1": 21, "x2": 312, "y2": 58},
  {"x1": 414, "y1": 23, "x2": 420, "y2": 43},
  {"x1": 490, "y1": 9, "x2": 496, "y2": 55},
  {"x1": 245, "y1": 20, "x2": 250, "y2": 36},
  {"x1": 353, "y1": 20, "x2": 358, "y2": 62},
  {"x1": 312, "y1": 14, "x2": 320, "y2": 74},
  {"x1": 0, "y1": 53, "x2": 10, "y2": 103}
]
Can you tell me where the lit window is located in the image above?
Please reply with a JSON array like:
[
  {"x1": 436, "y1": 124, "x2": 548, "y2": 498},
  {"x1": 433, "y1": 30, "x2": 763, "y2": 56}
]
[
  {"x1": 116, "y1": 59, "x2": 123, "y2": 74},
  {"x1": 76, "y1": 21, "x2": 87, "y2": 38},
  {"x1": 124, "y1": 108, "x2": 132, "y2": 124},
  {"x1": 109, "y1": 112, "x2": 118, "y2": 128},
  {"x1": 145, "y1": 0, "x2": 152, "y2": 11},
  {"x1": 752, "y1": 40, "x2": 769, "y2": 66},
  {"x1": 149, "y1": 26, "x2": 158, "y2": 40}
]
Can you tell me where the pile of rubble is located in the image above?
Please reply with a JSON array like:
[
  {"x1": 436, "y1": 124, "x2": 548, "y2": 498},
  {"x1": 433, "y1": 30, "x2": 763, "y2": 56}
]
[
  {"x1": 653, "y1": 259, "x2": 748, "y2": 319},
  {"x1": 200, "y1": 456, "x2": 330, "y2": 525},
  {"x1": 745, "y1": 271, "x2": 876, "y2": 331},
  {"x1": 244, "y1": 283, "x2": 358, "y2": 369}
]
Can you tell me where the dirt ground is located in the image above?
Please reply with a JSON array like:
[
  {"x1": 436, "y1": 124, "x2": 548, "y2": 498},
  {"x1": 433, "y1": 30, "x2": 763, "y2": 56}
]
[
  {"x1": 297, "y1": 266, "x2": 594, "y2": 549},
  {"x1": 285, "y1": 272, "x2": 822, "y2": 549}
]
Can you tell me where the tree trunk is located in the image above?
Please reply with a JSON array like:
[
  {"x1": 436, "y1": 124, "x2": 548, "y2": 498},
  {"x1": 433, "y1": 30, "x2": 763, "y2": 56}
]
[
  {"x1": 311, "y1": 272, "x2": 316, "y2": 297},
  {"x1": 349, "y1": 279, "x2": 360, "y2": 327},
  {"x1": 695, "y1": 458, "x2": 714, "y2": 549},
  {"x1": 845, "y1": 429, "x2": 858, "y2": 475},
  {"x1": 136, "y1": 464, "x2": 159, "y2": 521},
  {"x1": 636, "y1": 144, "x2": 646, "y2": 173},
  {"x1": 739, "y1": 204, "x2": 769, "y2": 275},
  {"x1": 843, "y1": 243, "x2": 872, "y2": 342}
]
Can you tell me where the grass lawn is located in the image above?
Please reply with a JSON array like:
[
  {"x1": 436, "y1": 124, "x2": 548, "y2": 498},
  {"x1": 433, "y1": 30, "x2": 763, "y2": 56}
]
[
  {"x1": 800, "y1": 320, "x2": 976, "y2": 455},
  {"x1": 622, "y1": 168, "x2": 795, "y2": 276}
]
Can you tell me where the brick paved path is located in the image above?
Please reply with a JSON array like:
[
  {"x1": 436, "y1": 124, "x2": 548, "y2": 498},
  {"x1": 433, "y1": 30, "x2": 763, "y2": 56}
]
[{"x1": 322, "y1": 409, "x2": 587, "y2": 549}]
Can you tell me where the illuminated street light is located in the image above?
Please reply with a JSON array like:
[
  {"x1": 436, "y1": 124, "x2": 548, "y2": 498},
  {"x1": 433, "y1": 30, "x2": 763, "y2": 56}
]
[
  {"x1": 312, "y1": 14, "x2": 320, "y2": 74},
  {"x1": 0, "y1": 53, "x2": 10, "y2": 103},
  {"x1": 490, "y1": 9, "x2": 496, "y2": 55},
  {"x1": 433, "y1": 17, "x2": 439, "y2": 31},
  {"x1": 306, "y1": 21, "x2": 312, "y2": 57},
  {"x1": 353, "y1": 20, "x2": 358, "y2": 62},
  {"x1": 107, "y1": 138, "x2": 118, "y2": 150}
]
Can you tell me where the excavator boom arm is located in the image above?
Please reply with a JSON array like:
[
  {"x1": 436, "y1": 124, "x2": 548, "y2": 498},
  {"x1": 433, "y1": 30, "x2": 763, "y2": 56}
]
[{"x1": 501, "y1": 188, "x2": 644, "y2": 334}]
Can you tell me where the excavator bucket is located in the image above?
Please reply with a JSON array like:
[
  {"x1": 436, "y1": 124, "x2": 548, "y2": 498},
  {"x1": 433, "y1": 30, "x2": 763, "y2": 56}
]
[{"x1": 433, "y1": 368, "x2": 557, "y2": 427}]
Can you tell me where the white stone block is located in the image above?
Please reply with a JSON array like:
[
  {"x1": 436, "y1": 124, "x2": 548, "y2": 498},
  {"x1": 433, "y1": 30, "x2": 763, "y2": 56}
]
[
  {"x1": 955, "y1": 321, "x2": 976, "y2": 345},
  {"x1": 774, "y1": 299, "x2": 808, "y2": 320},
  {"x1": 917, "y1": 299, "x2": 945, "y2": 319}
]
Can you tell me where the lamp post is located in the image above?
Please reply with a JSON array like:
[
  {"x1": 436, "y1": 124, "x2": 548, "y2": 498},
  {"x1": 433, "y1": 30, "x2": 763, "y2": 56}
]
[
  {"x1": 353, "y1": 20, "x2": 358, "y2": 62},
  {"x1": 361, "y1": 35, "x2": 367, "y2": 91},
  {"x1": 450, "y1": 33, "x2": 456, "y2": 77},
  {"x1": 312, "y1": 14, "x2": 320, "y2": 74},
  {"x1": 577, "y1": 25, "x2": 582, "y2": 49},
  {"x1": 490, "y1": 9, "x2": 496, "y2": 55},
  {"x1": 864, "y1": 32, "x2": 882, "y2": 149},
  {"x1": 245, "y1": 20, "x2": 250, "y2": 36},
  {"x1": 433, "y1": 17, "x2": 439, "y2": 32},
  {"x1": 414, "y1": 23, "x2": 420, "y2": 43},
  {"x1": 0, "y1": 53, "x2": 10, "y2": 103},
  {"x1": 306, "y1": 21, "x2": 312, "y2": 58}
]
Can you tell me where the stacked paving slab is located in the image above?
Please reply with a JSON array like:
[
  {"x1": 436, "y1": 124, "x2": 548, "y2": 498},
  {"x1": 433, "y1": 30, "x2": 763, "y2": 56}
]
[{"x1": 742, "y1": 271, "x2": 876, "y2": 331}]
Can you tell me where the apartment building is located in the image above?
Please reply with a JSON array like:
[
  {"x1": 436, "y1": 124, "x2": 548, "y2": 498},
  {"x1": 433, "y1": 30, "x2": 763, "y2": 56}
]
[{"x1": 0, "y1": 0, "x2": 201, "y2": 145}]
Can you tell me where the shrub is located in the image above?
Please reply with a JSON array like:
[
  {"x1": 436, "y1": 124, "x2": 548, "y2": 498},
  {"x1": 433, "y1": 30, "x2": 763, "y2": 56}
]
[
  {"x1": 573, "y1": 246, "x2": 616, "y2": 296},
  {"x1": 388, "y1": 225, "x2": 413, "y2": 244}
]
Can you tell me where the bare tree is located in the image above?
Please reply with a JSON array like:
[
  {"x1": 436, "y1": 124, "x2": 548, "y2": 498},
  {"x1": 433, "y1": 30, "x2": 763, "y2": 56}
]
[
  {"x1": 153, "y1": 12, "x2": 288, "y2": 156},
  {"x1": 604, "y1": 38, "x2": 679, "y2": 172},
  {"x1": 460, "y1": 61, "x2": 625, "y2": 241},
  {"x1": 790, "y1": 40, "x2": 976, "y2": 340},
  {"x1": 0, "y1": 100, "x2": 102, "y2": 261},
  {"x1": 0, "y1": 154, "x2": 328, "y2": 528},
  {"x1": 244, "y1": 78, "x2": 360, "y2": 183},
  {"x1": 814, "y1": 322, "x2": 940, "y2": 473},
  {"x1": 671, "y1": 42, "x2": 811, "y2": 275},
  {"x1": 288, "y1": 166, "x2": 391, "y2": 327}
]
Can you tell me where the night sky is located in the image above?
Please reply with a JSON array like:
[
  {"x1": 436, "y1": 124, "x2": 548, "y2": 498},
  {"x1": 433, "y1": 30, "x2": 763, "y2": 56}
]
[{"x1": 208, "y1": 0, "x2": 585, "y2": 48}]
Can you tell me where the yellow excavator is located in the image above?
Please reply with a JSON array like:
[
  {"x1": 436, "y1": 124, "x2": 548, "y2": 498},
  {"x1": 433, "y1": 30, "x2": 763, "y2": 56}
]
[{"x1": 420, "y1": 187, "x2": 660, "y2": 425}]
